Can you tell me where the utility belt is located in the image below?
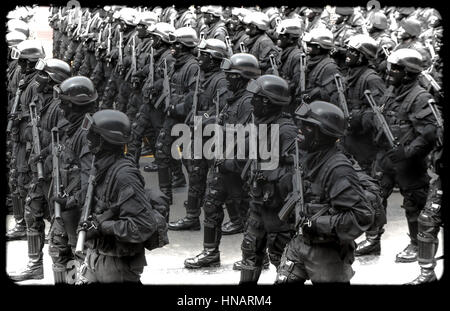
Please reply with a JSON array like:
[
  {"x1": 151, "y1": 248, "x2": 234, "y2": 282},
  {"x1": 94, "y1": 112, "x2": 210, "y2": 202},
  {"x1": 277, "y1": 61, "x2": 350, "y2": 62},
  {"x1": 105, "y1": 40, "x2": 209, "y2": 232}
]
[
  {"x1": 87, "y1": 236, "x2": 144, "y2": 258},
  {"x1": 297, "y1": 203, "x2": 339, "y2": 245}
]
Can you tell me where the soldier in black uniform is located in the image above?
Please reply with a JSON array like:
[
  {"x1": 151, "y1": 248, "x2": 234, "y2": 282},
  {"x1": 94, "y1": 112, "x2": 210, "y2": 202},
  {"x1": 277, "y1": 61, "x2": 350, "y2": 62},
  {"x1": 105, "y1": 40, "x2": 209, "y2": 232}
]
[
  {"x1": 275, "y1": 101, "x2": 374, "y2": 283},
  {"x1": 155, "y1": 27, "x2": 199, "y2": 207},
  {"x1": 301, "y1": 28, "x2": 341, "y2": 107},
  {"x1": 226, "y1": 8, "x2": 250, "y2": 54},
  {"x1": 10, "y1": 59, "x2": 71, "y2": 282},
  {"x1": 184, "y1": 53, "x2": 259, "y2": 268},
  {"x1": 355, "y1": 49, "x2": 437, "y2": 262},
  {"x1": 201, "y1": 6, "x2": 228, "y2": 41},
  {"x1": 168, "y1": 39, "x2": 231, "y2": 231},
  {"x1": 274, "y1": 18, "x2": 303, "y2": 114},
  {"x1": 408, "y1": 106, "x2": 442, "y2": 284},
  {"x1": 128, "y1": 22, "x2": 176, "y2": 173},
  {"x1": 341, "y1": 34, "x2": 386, "y2": 174},
  {"x1": 7, "y1": 40, "x2": 45, "y2": 241},
  {"x1": 48, "y1": 76, "x2": 97, "y2": 283},
  {"x1": 234, "y1": 75, "x2": 298, "y2": 283},
  {"x1": 242, "y1": 11, "x2": 278, "y2": 73},
  {"x1": 394, "y1": 18, "x2": 431, "y2": 66},
  {"x1": 77, "y1": 109, "x2": 168, "y2": 283}
]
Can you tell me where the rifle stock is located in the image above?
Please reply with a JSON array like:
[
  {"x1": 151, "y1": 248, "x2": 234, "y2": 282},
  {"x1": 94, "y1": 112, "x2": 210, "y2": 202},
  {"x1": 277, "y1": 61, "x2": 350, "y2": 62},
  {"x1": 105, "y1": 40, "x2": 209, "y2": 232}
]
[
  {"x1": 334, "y1": 74, "x2": 349, "y2": 119},
  {"x1": 29, "y1": 102, "x2": 44, "y2": 181},
  {"x1": 51, "y1": 127, "x2": 61, "y2": 219}
]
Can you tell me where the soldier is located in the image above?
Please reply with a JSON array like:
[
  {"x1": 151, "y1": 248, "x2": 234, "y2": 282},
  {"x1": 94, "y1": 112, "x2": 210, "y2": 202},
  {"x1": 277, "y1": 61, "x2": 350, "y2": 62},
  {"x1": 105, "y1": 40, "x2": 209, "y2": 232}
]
[
  {"x1": 129, "y1": 22, "x2": 176, "y2": 173},
  {"x1": 301, "y1": 28, "x2": 341, "y2": 107},
  {"x1": 7, "y1": 40, "x2": 45, "y2": 241},
  {"x1": 76, "y1": 109, "x2": 168, "y2": 283},
  {"x1": 201, "y1": 5, "x2": 228, "y2": 41},
  {"x1": 78, "y1": 33, "x2": 100, "y2": 78},
  {"x1": 235, "y1": 75, "x2": 298, "y2": 283},
  {"x1": 273, "y1": 18, "x2": 303, "y2": 114},
  {"x1": 48, "y1": 76, "x2": 97, "y2": 283},
  {"x1": 168, "y1": 39, "x2": 232, "y2": 231},
  {"x1": 331, "y1": 7, "x2": 360, "y2": 70},
  {"x1": 154, "y1": 27, "x2": 198, "y2": 206},
  {"x1": 394, "y1": 18, "x2": 431, "y2": 67},
  {"x1": 184, "y1": 53, "x2": 259, "y2": 268},
  {"x1": 275, "y1": 101, "x2": 374, "y2": 283},
  {"x1": 242, "y1": 11, "x2": 278, "y2": 73},
  {"x1": 341, "y1": 34, "x2": 386, "y2": 174},
  {"x1": 226, "y1": 8, "x2": 250, "y2": 54},
  {"x1": 301, "y1": 7, "x2": 326, "y2": 33},
  {"x1": 408, "y1": 105, "x2": 442, "y2": 284},
  {"x1": 10, "y1": 58, "x2": 71, "y2": 282},
  {"x1": 355, "y1": 49, "x2": 437, "y2": 262},
  {"x1": 366, "y1": 11, "x2": 396, "y2": 77}
]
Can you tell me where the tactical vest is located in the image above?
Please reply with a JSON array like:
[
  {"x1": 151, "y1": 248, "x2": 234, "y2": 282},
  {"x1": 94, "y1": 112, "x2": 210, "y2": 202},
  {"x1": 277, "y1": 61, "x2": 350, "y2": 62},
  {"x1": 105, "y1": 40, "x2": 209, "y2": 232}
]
[
  {"x1": 346, "y1": 68, "x2": 378, "y2": 111},
  {"x1": 280, "y1": 47, "x2": 301, "y2": 81},
  {"x1": 223, "y1": 91, "x2": 253, "y2": 125},
  {"x1": 381, "y1": 84, "x2": 429, "y2": 147},
  {"x1": 198, "y1": 71, "x2": 227, "y2": 111},
  {"x1": 170, "y1": 56, "x2": 198, "y2": 95},
  {"x1": 306, "y1": 57, "x2": 337, "y2": 90}
]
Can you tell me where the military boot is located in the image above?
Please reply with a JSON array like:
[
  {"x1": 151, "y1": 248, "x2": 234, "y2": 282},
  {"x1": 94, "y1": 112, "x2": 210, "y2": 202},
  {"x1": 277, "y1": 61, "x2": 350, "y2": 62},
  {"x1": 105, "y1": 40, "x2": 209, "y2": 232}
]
[
  {"x1": 10, "y1": 229, "x2": 45, "y2": 281},
  {"x1": 233, "y1": 252, "x2": 270, "y2": 270},
  {"x1": 7, "y1": 195, "x2": 27, "y2": 241},
  {"x1": 239, "y1": 266, "x2": 262, "y2": 284},
  {"x1": 396, "y1": 243, "x2": 418, "y2": 263},
  {"x1": 222, "y1": 200, "x2": 244, "y2": 235},
  {"x1": 184, "y1": 225, "x2": 221, "y2": 268},
  {"x1": 168, "y1": 195, "x2": 201, "y2": 231},
  {"x1": 407, "y1": 267, "x2": 437, "y2": 284},
  {"x1": 6, "y1": 220, "x2": 27, "y2": 241},
  {"x1": 396, "y1": 220, "x2": 419, "y2": 263},
  {"x1": 184, "y1": 248, "x2": 220, "y2": 268},
  {"x1": 221, "y1": 221, "x2": 244, "y2": 235},
  {"x1": 355, "y1": 234, "x2": 381, "y2": 256}
]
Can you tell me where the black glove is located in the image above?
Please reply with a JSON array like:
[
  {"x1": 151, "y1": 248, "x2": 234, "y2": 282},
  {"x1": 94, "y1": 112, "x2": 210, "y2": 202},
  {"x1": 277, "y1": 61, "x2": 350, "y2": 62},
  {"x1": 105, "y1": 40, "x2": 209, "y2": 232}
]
[
  {"x1": 386, "y1": 146, "x2": 407, "y2": 163},
  {"x1": 29, "y1": 148, "x2": 49, "y2": 164},
  {"x1": 77, "y1": 215, "x2": 101, "y2": 241},
  {"x1": 50, "y1": 196, "x2": 67, "y2": 209}
]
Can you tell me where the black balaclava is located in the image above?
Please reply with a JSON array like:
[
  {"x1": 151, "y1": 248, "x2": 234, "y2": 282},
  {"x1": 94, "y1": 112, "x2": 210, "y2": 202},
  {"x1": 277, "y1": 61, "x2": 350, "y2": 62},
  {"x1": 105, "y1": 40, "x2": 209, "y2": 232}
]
[
  {"x1": 225, "y1": 72, "x2": 248, "y2": 93},
  {"x1": 251, "y1": 94, "x2": 281, "y2": 120},
  {"x1": 198, "y1": 52, "x2": 221, "y2": 72},
  {"x1": 297, "y1": 121, "x2": 336, "y2": 152}
]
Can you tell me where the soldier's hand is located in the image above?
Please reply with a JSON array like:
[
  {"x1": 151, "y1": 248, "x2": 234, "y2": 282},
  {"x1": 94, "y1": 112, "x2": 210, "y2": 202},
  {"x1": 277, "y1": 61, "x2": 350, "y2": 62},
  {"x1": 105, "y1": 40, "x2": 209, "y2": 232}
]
[
  {"x1": 77, "y1": 215, "x2": 101, "y2": 241},
  {"x1": 386, "y1": 146, "x2": 406, "y2": 163},
  {"x1": 50, "y1": 196, "x2": 67, "y2": 208}
]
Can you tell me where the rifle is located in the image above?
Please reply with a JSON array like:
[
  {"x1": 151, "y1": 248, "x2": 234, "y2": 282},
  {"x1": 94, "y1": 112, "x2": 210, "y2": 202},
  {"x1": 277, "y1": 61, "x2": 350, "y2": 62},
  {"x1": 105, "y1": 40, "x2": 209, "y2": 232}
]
[
  {"x1": 118, "y1": 26, "x2": 123, "y2": 66},
  {"x1": 29, "y1": 102, "x2": 44, "y2": 181},
  {"x1": 184, "y1": 69, "x2": 201, "y2": 124},
  {"x1": 51, "y1": 127, "x2": 62, "y2": 219},
  {"x1": 225, "y1": 36, "x2": 233, "y2": 56},
  {"x1": 278, "y1": 139, "x2": 310, "y2": 230},
  {"x1": 240, "y1": 114, "x2": 259, "y2": 196},
  {"x1": 364, "y1": 89, "x2": 397, "y2": 148},
  {"x1": 75, "y1": 156, "x2": 96, "y2": 255},
  {"x1": 148, "y1": 47, "x2": 154, "y2": 91},
  {"x1": 427, "y1": 99, "x2": 443, "y2": 146},
  {"x1": 125, "y1": 34, "x2": 137, "y2": 81},
  {"x1": 334, "y1": 74, "x2": 350, "y2": 119},
  {"x1": 214, "y1": 91, "x2": 221, "y2": 173},
  {"x1": 154, "y1": 58, "x2": 170, "y2": 111},
  {"x1": 269, "y1": 54, "x2": 279, "y2": 76},
  {"x1": 421, "y1": 70, "x2": 442, "y2": 96},
  {"x1": 107, "y1": 23, "x2": 112, "y2": 54},
  {"x1": 6, "y1": 79, "x2": 24, "y2": 133},
  {"x1": 299, "y1": 53, "x2": 306, "y2": 93}
]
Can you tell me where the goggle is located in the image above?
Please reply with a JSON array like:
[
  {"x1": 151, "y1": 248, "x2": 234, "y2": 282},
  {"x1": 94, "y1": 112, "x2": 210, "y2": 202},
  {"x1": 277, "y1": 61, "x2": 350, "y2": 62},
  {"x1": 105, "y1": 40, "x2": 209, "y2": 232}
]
[
  {"x1": 294, "y1": 102, "x2": 311, "y2": 118},
  {"x1": 10, "y1": 47, "x2": 21, "y2": 59},
  {"x1": 220, "y1": 58, "x2": 232, "y2": 70},
  {"x1": 167, "y1": 33, "x2": 177, "y2": 43},
  {"x1": 34, "y1": 58, "x2": 46, "y2": 71},
  {"x1": 246, "y1": 79, "x2": 261, "y2": 94}
]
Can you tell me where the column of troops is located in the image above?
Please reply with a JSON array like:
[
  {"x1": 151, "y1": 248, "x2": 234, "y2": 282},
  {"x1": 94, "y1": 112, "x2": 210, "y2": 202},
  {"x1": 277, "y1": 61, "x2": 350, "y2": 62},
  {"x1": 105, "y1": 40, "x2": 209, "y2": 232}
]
[{"x1": 5, "y1": 4, "x2": 443, "y2": 284}]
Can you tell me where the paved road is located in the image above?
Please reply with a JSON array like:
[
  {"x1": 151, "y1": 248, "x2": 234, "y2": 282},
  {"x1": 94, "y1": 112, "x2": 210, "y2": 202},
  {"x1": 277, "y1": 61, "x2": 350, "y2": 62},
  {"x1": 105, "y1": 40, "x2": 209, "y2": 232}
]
[{"x1": 6, "y1": 157, "x2": 444, "y2": 285}]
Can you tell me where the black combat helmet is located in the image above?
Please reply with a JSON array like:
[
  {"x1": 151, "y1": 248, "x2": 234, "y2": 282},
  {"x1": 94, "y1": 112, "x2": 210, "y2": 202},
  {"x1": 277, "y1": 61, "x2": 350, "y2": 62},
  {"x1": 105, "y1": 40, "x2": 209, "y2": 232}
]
[
  {"x1": 174, "y1": 26, "x2": 198, "y2": 47},
  {"x1": 387, "y1": 48, "x2": 423, "y2": 73},
  {"x1": 221, "y1": 53, "x2": 261, "y2": 79},
  {"x1": 55, "y1": 76, "x2": 98, "y2": 106},
  {"x1": 368, "y1": 11, "x2": 388, "y2": 30},
  {"x1": 148, "y1": 22, "x2": 176, "y2": 43},
  {"x1": 84, "y1": 109, "x2": 131, "y2": 145},
  {"x1": 6, "y1": 31, "x2": 27, "y2": 47},
  {"x1": 247, "y1": 74, "x2": 291, "y2": 106},
  {"x1": 295, "y1": 101, "x2": 347, "y2": 138},
  {"x1": 35, "y1": 58, "x2": 71, "y2": 83},
  {"x1": 346, "y1": 34, "x2": 378, "y2": 59}
]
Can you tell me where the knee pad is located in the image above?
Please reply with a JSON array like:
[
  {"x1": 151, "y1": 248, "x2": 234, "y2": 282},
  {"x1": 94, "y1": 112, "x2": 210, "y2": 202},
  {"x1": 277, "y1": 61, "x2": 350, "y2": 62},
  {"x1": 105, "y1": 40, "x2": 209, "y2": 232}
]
[{"x1": 417, "y1": 232, "x2": 439, "y2": 263}]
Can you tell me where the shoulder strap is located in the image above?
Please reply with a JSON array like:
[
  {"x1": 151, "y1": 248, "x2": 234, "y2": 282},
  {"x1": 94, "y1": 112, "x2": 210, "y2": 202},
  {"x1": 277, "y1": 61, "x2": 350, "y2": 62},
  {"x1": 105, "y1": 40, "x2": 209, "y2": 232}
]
[
  {"x1": 103, "y1": 158, "x2": 134, "y2": 202},
  {"x1": 355, "y1": 68, "x2": 377, "y2": 99},
  {"x1": 317, "y1": 152, "x2": 352, "y2": 199},
  {"x1": 403, "y1": 84, "x2": 428, "y2": 112},
  {"x1": 310, "y1": 57, "x2": 334, "y2": 84}
]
